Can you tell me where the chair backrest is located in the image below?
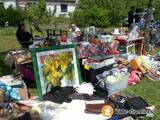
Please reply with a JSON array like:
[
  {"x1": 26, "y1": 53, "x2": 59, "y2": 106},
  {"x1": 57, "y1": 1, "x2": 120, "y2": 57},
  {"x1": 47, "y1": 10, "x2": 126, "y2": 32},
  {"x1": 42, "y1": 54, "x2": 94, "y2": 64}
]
[{"x1": 47, "y1": 29, "x2": 63, "y2": 40}]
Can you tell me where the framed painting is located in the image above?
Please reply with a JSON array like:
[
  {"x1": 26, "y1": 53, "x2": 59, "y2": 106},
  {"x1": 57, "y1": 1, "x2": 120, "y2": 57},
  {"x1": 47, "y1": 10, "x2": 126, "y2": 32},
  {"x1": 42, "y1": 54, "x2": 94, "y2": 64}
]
[
  {"x1": 31, "y1": 44, "x2": 82, "y2": 100},
  {"x1": 126, "y1": 44, "x2": 135, "y2": 54}
]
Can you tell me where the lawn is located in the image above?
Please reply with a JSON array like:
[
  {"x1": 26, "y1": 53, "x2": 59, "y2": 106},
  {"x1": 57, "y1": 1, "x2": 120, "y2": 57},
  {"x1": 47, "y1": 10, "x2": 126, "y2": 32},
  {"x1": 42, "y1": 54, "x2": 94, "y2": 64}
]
[
  {"x1": 0, "y1": 27, "x2": 20, "y2": 76},
  {"x1": 0, "y1": 27, "x2": 160, "y2": 120}
]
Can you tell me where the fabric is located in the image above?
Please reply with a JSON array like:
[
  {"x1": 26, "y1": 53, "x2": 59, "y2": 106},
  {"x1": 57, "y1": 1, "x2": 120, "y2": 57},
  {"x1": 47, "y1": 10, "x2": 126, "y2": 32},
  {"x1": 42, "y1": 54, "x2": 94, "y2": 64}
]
[
  {"x1": 54, "y1": 100, "x2": 105, "y2": 120},
  {"x1": 128, "y1": 71, "x2": 142, "y2": 85},
  {"x1": 32, "y1": 101, "x2": 61, "y2": 120},
  {"x1": 0, "y1": 108, "x2": 41, "y2": 120},
  {"x1": 5, "y1": 52, "x2": 15, "y2": 67},
  {"x1": 68, "y1": 91, "x2": 107, "y2": 101},
  {"x1": 0, "y1": 81, "x2": 21, "y2": 101},
  {"x1": 75, "y1": 83, "x2": 94, "y2": 95},
  {"x1": 69, "y1": 27, "x2": 81, "y2": 38},
  {"x1": 0, "y1": 102, "x2": 13, "y2": 111},
  {"x1": 128, "y1": 10, "x2": 134, "y2": 27},
  {"x1": 33, "y1": 100, "x2": 105, "y2": 120},
  {"x1": 0, "y1": 75, "x2": 23, "y2": 88},
  {"x1": 16, "y1": 30, "x2": 33, "y2": 48},
  {"x1": 43, "y1": 86, "x2": 74, "y2": 103}
]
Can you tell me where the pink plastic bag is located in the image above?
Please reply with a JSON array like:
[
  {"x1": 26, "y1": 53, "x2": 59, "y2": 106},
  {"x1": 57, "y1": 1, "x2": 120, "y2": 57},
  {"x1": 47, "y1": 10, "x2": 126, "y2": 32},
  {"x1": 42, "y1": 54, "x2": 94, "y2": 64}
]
[{"x1": 128, "y1": 71, "x2": 142, "y2": 85}]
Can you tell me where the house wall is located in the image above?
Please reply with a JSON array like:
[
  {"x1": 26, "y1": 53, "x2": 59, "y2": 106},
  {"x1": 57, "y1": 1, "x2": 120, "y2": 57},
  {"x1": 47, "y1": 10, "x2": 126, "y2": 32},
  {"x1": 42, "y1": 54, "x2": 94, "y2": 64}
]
[
  {"x1": 0, "y1": 0, "x2": 76, "y2": 17},
  {"x1": 0, "y1": 0, "x2": 16, "y2": 9},
  {"x1": 46, "y1": 2, "x2": 75, "y2": 17}
]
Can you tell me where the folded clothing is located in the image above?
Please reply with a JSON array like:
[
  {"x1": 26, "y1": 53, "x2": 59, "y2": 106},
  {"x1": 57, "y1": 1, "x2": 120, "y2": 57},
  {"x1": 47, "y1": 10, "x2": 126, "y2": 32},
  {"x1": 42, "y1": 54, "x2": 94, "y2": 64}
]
[{"x1": 43, "y1": 86, "x2": 74, "y2": 104}]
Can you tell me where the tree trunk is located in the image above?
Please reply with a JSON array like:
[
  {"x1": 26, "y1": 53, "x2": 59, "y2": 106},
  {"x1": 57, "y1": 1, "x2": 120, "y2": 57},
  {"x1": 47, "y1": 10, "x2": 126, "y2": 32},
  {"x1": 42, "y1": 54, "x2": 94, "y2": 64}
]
[{"x1": 144, "y1": 0, "x2": 153, "y2": 51}]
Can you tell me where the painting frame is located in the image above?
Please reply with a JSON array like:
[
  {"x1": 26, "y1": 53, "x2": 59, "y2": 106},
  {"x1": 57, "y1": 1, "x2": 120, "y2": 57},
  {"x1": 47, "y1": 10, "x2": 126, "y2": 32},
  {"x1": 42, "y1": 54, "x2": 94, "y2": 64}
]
[
  {"x1": 31, "y1": 44, "x2": 82, "y2": 100},
  {"x1": 126, "y1": 44, "x2": 135, "y2": 54}
]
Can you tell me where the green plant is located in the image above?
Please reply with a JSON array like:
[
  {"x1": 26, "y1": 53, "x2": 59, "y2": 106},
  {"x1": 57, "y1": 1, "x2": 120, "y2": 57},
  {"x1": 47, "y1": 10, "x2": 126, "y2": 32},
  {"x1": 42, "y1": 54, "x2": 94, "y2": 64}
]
[
  {"x1": 73, "y1": 0, "x2": 160, "y2": 27},
  {"x1": 0, "y1": 5, "x2": 24, "y2": 26},
  {"x1": 0, "y1": 5, "x2": 6, "y2": 26},
  {"x1": 26, "y1": 1, "x2": 56, "y2": 25}
]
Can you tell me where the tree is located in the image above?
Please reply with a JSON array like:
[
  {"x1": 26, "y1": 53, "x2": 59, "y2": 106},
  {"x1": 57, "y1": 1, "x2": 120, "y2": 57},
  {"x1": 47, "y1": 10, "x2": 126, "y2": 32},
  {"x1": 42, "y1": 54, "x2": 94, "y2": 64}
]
[
  {"x1": 26, "y1": 0, "x2": 53, "y2": 25},
  {"x1": 74, "y1": 0, "x2": 160, "y2": 27},
  {"x1": 73, "y1": 0, "x2": 110, "y2": 27},
  {"x1": 37, "y1": 0, "x2": 46, "y2": 16},
  {"x1": 144, "y1": 0, "x2": 154, "y2": 51},
  {"x1": 1, "y1": 5, "x2": 25, "y2": 26},
  {"x1": 0, "y1": 4, "x2": 6, "y2": 26},
  {"x1": 73, "y1": 0, "x2": 130, "y2": 27}
]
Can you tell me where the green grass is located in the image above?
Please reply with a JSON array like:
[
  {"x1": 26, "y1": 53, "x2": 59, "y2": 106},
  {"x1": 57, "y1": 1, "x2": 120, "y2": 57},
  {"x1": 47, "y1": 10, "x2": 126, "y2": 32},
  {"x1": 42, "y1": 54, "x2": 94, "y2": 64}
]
[
  {"x1": 0, "y1": 52, "x2": 16, "y2": 76},
  {"x1": 0, "y1": 27, "x2": 160, "y2": 119},
  {"x1": 122, "y1": 77, "x2": 160, "y2": 120},
  {"x1": 0, "y1": 27, "x2": 21, "y2": 52},
  {"x1": 0, "y1": 27, "x2": 37, "y2": 96}
]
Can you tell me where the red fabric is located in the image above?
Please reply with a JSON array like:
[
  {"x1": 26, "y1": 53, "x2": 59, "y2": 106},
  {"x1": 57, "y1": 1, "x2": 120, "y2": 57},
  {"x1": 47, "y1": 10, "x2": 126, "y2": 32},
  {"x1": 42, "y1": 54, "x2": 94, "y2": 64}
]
[
  {"x1": 115, "y1": 36, "x2": 143, "y2": 45},
  {"x1": 115, "y1": 36, "x2": 126, "y2": 45},
  {"x1": 106, "y1": 50, "x2": 120, "y2": 54}
]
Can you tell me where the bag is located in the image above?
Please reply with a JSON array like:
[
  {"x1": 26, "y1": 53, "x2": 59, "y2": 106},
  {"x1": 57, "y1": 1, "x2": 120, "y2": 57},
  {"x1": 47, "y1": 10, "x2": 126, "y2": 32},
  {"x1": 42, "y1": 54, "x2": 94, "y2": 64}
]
[
  {"x1": 128, "y1": 71, "x2": 142, "y2": 85},
  {"x1": 124, "y1": 96, "x2": 149, "y2": 118},
  {"x1": 85, "y1": 100, "x2": 106, "y2": 114},
  {"x1": 124, "y1": 97, "x2": 149, "y2": 110}
]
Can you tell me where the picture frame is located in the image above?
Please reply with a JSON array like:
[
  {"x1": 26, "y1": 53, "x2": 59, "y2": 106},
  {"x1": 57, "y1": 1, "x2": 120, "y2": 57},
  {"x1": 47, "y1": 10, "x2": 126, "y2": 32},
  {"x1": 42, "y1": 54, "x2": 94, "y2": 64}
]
[
  {"x1": 31, "y1": 44, "x2": 82, "y2": 100},
  {"x1": 126, "y1": 44, "x2": 135, "y2": 54}
]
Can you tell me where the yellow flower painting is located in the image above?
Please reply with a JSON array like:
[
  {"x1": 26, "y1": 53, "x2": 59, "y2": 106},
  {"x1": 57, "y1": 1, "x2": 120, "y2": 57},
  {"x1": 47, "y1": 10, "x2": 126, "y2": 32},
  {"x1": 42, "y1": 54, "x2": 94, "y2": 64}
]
[
  {"x1": 32, "y1": 44, "x2": 81, "y2": 100},
  {"x1": 43, "y1": 52, "x2": 75, "y2": 87}
]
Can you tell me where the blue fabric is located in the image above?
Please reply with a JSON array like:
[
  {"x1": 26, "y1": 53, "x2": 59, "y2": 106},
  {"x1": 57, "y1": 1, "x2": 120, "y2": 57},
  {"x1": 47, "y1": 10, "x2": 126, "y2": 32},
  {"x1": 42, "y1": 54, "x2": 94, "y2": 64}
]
[
  {"x1": 0, "y1": 81, "x2": 21, "y2": 101},
  {"x1": 0, "y1": 102, "x2": 12, "y2": 110},
  {"x1": 110, "y1": 115, "x2": 119, "y2": 120}
]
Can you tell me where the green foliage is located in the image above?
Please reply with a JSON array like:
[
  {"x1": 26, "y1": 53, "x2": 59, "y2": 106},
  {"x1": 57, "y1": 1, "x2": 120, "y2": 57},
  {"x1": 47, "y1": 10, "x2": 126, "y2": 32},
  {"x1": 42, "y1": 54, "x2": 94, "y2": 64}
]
[
  {"x1": 26, "y1": 5, "x2": 39, "y2": 22},
  {"x1": 6, "y1": 6, "x2": 25, "y2": 26},
  {"x1": 74, "y1": 0, "x2": 160, "y2": 27},
  {"x1": 0, "y1": 5, "x2": 6, "y2": 26},
  {"x1": 153, "y1": 0, "x2": 160, "y2": 20},
  {"x1": 0, "y1": 5, "x2": 24, "y2": 26},
  {"x1": 37, "y1": 0, "x2": 46, "y2": 16},
  {"x1": 73, "y1": 0, "x2": 110, "y2": 27},
  {"x1": 26, "y1": 1, "x2": 57, "y2": 25},
  {"x1": 0, "y1": 27, "x2": 20, "y2": 52},
  {"x1": 26, "y1": 2, "x2": 71, "y2": 26}
]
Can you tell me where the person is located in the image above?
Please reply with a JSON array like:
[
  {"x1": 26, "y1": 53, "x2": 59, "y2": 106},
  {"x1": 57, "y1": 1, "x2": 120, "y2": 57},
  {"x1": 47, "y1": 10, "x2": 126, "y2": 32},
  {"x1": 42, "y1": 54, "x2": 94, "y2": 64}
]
[
  {"x1": 68, "y1": 23, "x2": 81, "y2": 41},
  {"x1": 134, "y1": 9, "x2": 141, "y2": 23},
  {"x1": 128, "y1": 7, "x2": 134, "y2": 28},
  {"x1": 16, "y1": 22, "x2": 33, "y2": 48}
]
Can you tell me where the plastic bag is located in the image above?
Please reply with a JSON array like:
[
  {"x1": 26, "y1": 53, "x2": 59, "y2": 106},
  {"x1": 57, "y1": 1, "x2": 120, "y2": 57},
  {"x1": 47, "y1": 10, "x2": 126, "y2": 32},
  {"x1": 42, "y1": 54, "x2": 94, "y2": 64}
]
[{"x1": 128, "y1": 71, "x2": 142, "y2": 85}]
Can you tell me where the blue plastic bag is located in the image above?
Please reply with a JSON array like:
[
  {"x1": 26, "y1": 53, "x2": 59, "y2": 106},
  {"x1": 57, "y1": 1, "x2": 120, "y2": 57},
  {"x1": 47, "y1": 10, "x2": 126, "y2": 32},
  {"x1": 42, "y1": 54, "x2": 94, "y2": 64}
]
[{"x1": 0, "y1": 81, "x2": 21, "y2": 101}]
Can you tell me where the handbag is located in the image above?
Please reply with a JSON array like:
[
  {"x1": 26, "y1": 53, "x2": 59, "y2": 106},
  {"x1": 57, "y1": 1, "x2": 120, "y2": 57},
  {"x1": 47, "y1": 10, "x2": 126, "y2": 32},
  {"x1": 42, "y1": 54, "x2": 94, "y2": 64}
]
[{"x1": 124, "y1": 96, "x2": 149, "y2": 118}]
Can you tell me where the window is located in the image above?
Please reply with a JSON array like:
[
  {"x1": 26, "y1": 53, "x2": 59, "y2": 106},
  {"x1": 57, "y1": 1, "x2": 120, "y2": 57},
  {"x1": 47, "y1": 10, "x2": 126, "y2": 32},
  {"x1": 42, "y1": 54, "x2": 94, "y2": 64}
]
[{"x1": 61, "y1": 4, "x2": 67, "y2": 12}]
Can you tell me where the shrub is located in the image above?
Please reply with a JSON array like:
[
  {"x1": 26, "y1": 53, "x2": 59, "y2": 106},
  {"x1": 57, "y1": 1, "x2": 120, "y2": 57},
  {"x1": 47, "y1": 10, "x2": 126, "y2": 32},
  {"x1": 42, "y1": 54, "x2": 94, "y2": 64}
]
[
  {"x1": 6, "y1": 6, "x2": 25, "y2": 26},
  {"x1": 0, "y1": 5, "x2": 6, "y2": 26},
  {"x1": 0, "y1": 5, "x2": 25, "y2": 26},
  {"x1": 74, "y1": 7, "x2": 110, "y2": 27}
]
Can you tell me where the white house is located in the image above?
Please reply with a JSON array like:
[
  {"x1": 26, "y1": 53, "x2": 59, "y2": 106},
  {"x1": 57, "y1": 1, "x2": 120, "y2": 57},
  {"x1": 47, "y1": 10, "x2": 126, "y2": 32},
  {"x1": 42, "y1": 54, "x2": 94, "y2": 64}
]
[
  {"x1": 0, "y1": 0, "x2": 76, "y2": 17},
  {"x1": 0, "y1": 0, "x2": 16, "y2": 8}
]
